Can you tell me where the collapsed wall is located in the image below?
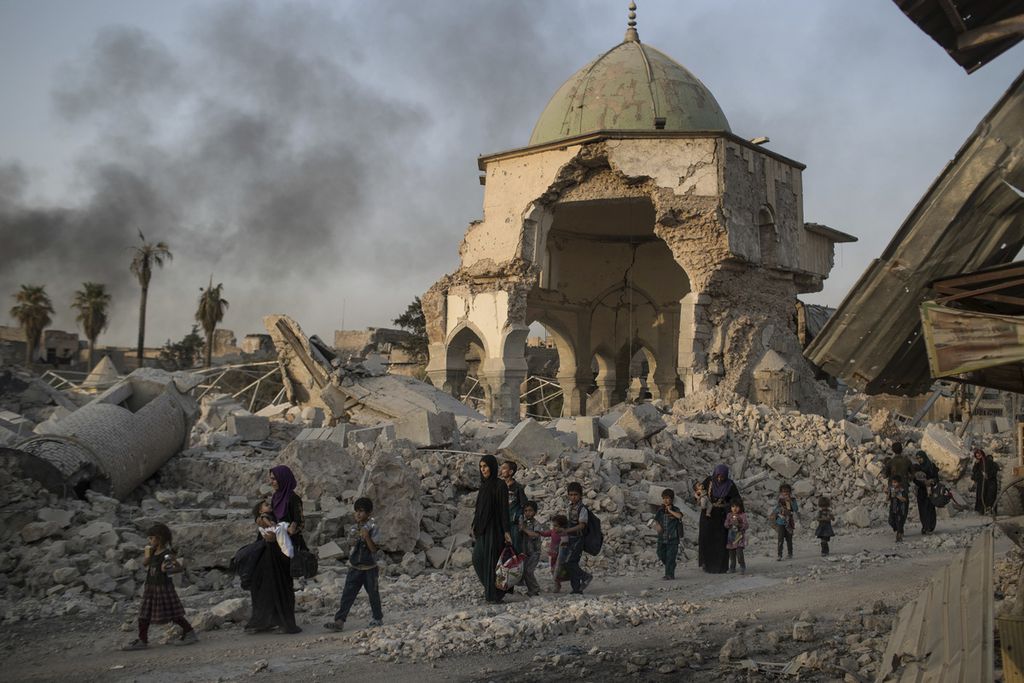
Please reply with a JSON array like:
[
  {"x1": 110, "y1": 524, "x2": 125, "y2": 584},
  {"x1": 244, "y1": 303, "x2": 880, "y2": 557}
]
[{"x1": 12, "y1": 369, "x2": 199, "y2": 498}]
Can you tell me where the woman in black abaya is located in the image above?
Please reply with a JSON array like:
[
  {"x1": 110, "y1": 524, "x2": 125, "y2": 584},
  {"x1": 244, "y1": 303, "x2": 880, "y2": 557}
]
[
  {"x1": 911, "y1": 450, "x2": 939, "y2": 534},
  {"x1": 699, "y1": 464, "x2": 742, "y2": 574},
  {"x1": 472, "y1": 454, "x2": 513, "y2": 603},
  {"x1": 245, "y1": 465, "x2": 302, "y2": 634}
]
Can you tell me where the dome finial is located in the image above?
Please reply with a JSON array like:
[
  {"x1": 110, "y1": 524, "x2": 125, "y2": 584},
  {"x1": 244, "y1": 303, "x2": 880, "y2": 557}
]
[{"x1": 624, "y1": 2, "x2": 639, "y2": 42}]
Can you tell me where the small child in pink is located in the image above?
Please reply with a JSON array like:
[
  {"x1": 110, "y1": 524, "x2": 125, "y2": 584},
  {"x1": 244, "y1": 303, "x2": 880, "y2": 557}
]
[
  {"x1": 724, "y1": 500, "x2": 748, "y2": 574},
  {"x1": 531, "y1": 514, "x2": 569, "y2": 592}
]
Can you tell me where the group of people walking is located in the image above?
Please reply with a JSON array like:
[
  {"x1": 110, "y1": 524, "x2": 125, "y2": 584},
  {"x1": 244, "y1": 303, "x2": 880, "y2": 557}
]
[{"x1": 121, "y1": 440, "x2": 1003, "y2": 651}]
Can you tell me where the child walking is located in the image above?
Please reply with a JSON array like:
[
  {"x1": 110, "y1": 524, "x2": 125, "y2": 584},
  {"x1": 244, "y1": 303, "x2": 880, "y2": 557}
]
[
  {"x1": 324, "y1": 497, "x2": 383, "y2": 631},
  {"x1": 517, "y1": 500, "x2": 543, "y2": 596},
  {"x1": 771, "y1": 484, "x2": 799, "y2": 561},
  {"x1": 654, "y1": 488, "x2": 683, "y2": 580},
  {"x1": 888, "y1": 476, "x2": 909, "y2": 542},
  {"x1": 815, "y1": 496, "x2": 835, "y2": 556},
  {"x1": 724, "y1": 500, "x2": 748, "y2": 573},
  {"x1": 122, "y1": 523, "x2": 197, "y2": 650},
  {"x1": 564, "y1": 482, "x2": 594, "y2": 594},
  {"x1": 531, "y1": 513, "x2": 569, "y2": 592}
]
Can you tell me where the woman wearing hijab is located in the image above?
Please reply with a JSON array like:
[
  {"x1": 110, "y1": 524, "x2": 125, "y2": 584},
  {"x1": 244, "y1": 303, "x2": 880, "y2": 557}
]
[
  {"x1": 971, "y1": 448, "x2": 1000, "y2": 514},
  {"x1": 472, "y1": 454, "x2": 513, "y2": 603},
  {"x1": 245, "y1": 465, "x2": 303, "y2": 634},
  {"x1": 911, "y1": 450, "x2": 939, "y2": 534},
  {"x1": 699, "y1": 464, "x2": 742, "y2": 574}
]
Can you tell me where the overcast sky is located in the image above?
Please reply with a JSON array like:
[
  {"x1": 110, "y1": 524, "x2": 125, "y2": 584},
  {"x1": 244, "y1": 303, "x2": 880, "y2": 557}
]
[{"x1": 1, "y1": 0, "x2": 1021, "y2": 349}]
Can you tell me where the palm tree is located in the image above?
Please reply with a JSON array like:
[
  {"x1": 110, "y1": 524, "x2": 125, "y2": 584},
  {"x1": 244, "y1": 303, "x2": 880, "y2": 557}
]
[
  {"x1": 196, "y1": 277, "x2": 228, "y2": 368},
  {"x1": 10, "y1": 285, "x2": 54, "y2": 366},
  {"x1": 71, "y1": 282, "x2": 112, "y2": 368},
  {"x1": 129, "y1": 232, "x2": 172, "y2": 365}
]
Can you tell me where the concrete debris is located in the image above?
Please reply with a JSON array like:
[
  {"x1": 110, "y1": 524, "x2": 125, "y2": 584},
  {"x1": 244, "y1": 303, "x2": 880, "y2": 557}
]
[
  {"x1": 226, "y1": 413, "x2": 270, "y2": 441},
  {"x1": 677, "y1": 421, "x2": 728, "y2": 442},
  {"x1": 395, "y1": 411, "x2": 458, "y2": 448},
  {"x1": 920, "y1": 423, "x2": 969, "y2": 479},
  {"x1": 498, "y1": 419, "x2": 567, "y2": 465},
  {"x1": 612, "y1": 403, "x2": 666, "y2": 442}
]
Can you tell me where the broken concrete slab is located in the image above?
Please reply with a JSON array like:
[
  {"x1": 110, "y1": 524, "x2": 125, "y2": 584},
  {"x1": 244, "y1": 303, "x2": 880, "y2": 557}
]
[
  {"x1": 676, "y1": 421, "x2": 728, "y2": 442},
  {"x1": 80, "y1": 356, "x2": 120, "y2": 391},
  {"x1": 254, "y1": 402, "x2": 292, "y2": 418},
  {"x1": 613, "y1": 403, "x2": 666, "y2": 441},
  {"x1": 575, "y1": 417, "x2": 601, "y2": 447},
  {"x1": 497, "y1": 418, "x2": 567, "y2": 465},
  {"x1": 197, "y1": 394, "x2": 245, "y2": 432},
  {"x1": 843, "y1": 505, "x2": 871, "y2": 528},
  {"x1": 921, "y1": 423, "x2": 970, "y2": 479},
  {"x1": 395, "y1": 411, "x2": 458, "y2": 448},
  {"x1": 766, "y1": 454, "x2": 801, "y2": 480},
  {"x1": 602, "y1": 447, "x2": 651, "y2": 469},
  {"x1": 317, "y1": 541, "x2": 345, "y2": 561},
  {"x1": 0, "y1": 410, "x2": 35, "y2": 437},
  {"x1": 227, "y1": 413, "x2": 270, "y2": 441},
  {"x1": 347, "y1": 424, "x2": 396, "y2": 448}
]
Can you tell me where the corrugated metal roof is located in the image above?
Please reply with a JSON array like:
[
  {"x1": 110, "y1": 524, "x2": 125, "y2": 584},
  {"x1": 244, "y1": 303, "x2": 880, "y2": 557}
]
[
  {"x1": 875, "y1": 529, "x2": 994, "y2": 682},
  {"x1": 804, "y1": 69, "x2": 1024, "y2": 396},
  {"x1": 893, "y1": 0, "x2": 1024, "y2": 73}
]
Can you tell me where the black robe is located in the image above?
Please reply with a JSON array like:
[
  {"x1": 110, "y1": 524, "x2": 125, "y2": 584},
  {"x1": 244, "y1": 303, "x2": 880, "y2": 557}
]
[
  {"x1": 699, "y1": 477, "x2": 741, "y2": 574},
  {"x1": 246, "y1": 493, "x2": 304, "y2": 632},
  {"x1": 912, "y1": 458, "x2": 939, "y2": 533},
  {"x1": 472, "y1": 465, "x2": 511, "y2": 602},
  {"x1": 972, "y1": 457, "x2": 1000, "y2": 514}
]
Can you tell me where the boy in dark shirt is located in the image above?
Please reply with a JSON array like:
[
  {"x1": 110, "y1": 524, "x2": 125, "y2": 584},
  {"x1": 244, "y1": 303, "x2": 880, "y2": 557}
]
[
  {"x1": 517, "y1": 500, "x2": 543, "y2": 596},
  {"x1": 324, "y1": 497, "x2": 383, "y2": 631},
  {"x1": 654, "y1": 488, "x2": 683, "y2": 580},
  {"x1": 564, "y1": 482, "x2": 593, "y2": 595}
]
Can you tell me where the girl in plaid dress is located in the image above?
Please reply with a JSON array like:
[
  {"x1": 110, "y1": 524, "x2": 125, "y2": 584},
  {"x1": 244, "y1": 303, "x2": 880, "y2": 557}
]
[{"x1": 122, "y1": 523, "x2": 197, "y2": 650}]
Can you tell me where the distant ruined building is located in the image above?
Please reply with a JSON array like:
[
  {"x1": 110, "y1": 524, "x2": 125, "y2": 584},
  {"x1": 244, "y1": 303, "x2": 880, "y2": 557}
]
[{"x1": 423, "y1": 8, "x2": 854, "y2": 422}]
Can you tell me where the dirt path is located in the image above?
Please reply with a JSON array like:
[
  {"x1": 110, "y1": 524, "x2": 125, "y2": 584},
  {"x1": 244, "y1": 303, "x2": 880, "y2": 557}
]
[{"x1": 2, "y1": 515, "x2": 1002, "y2": 682}]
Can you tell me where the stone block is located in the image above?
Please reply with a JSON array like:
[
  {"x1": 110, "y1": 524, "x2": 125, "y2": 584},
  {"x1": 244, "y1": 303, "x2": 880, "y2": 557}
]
[
  {"x1": 921, "y1": 423, "x2": 969, "y2": 479},
  {"x1": 52, "y1": 567, "x2": 79, "y2": 584},
  {"x1": 792, "y1": 621, "x2": 816, "y2": 642},
  {"x1": 426, "y1": 546, "x2": 450, "y2": 569},
  {"x1": 227, "y1": 413, "x2": 270, "y2": 441},
  {"x1": 450, "y1": 547, "x2": 472, "y2": 568},
  {"x1": 676, "y1": 422, "x2": 728, "y2": 442},
  {"x1": 598, "y1": 405, "x2": 627, "y2": 432},
  {"x1": 20, "y1": 521, "x2": 62, "y2": 543},
  {"x1": 318, "y1": 541, "x2": 345, "y2": 561},
  {"x1": 575, "y1": 417, "x2": 601, "y2": 447},
  {"x1": 613, "y1": 404, "x2": 666, "y2": 441},
  {"x1": 766, "y1": 454, "x2": 801, "y2": 479},
  {"x1": 497, "y1": 418, "x2": 567, "y2": 465},
  {"x1": 210, "y1": 597, "x2": 249, "y2": 623},
  {"x1": 843, "y1": 505, "x2": 871, "y2": 528},
  {"x1": 198, "y1": 394, "x2": 245, "y2": 431},
  {"x1": 792, "y1": 479, "x2": 815, "y2": 498},
  {"x1": 395, "y1": 411, "x2": 458, "y2": 448},
  {"x1": 0, "y1": 410, "x2": 35, "y2": 436},
  {"x1": 37, "y1": 508, "x2": 74, "y2": 528},
  {"x1": 346, "y1": 424, "x2": 395, "y2": 448},
  {"x1": 254, "y1": 403, "x2": 291, "y2": 418},
  {"x1": 602, "y1": 447, "x2": 650, "y2": 469},
  {"x1": 841, "y1": 420, "x2": 873, "y2": 444}
]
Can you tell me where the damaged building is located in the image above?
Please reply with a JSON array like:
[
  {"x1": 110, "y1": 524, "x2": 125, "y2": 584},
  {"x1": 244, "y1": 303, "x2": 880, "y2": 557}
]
[{"x1": 422, "y1": 15, "x2": 855, "y2": 423}]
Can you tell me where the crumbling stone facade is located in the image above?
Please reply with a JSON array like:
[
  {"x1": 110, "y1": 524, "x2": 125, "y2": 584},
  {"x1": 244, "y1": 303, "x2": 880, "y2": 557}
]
[{"x1": 424, "y1": 30, "x2": 853, "y2": 422}]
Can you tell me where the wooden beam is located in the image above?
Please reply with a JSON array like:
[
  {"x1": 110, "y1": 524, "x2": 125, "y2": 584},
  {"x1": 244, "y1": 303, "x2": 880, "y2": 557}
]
[
  {"x1": 937, "y1": 0, "x2": 968, "y2": 33},
  {"x1": 957, "y1": 14, "x2": 1024, "y2": 51}
]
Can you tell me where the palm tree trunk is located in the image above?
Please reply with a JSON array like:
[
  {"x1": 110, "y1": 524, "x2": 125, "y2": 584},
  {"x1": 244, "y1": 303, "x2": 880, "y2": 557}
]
[
  {"x1": 137, "y1": 284, "x2": 148, "y2": 367},
  {"x1": 205, "y1": 330, "x2": 213, "y2": 368},
  {"x1": 88, "y1": 337, "x2": 96, "y2": 369},
  {"x1": 25, "y1": 327, "x2": 41, "y2": 367}
]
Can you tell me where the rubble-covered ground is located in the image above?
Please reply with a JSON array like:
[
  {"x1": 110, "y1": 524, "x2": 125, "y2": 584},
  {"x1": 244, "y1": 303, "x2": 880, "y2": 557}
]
[{"x1": 0, "y1": 364, "x2": 1019, "y2": 681}]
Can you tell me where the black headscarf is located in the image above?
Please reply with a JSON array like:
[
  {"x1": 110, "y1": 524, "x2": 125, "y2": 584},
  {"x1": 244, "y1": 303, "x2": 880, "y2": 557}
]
[{"x1": 473, "y1": 454, "x2": 507, "y2": 537}]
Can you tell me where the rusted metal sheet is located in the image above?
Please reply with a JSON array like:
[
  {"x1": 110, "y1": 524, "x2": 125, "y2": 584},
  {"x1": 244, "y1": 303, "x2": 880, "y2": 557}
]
[
  {"x1": 921, "y1": 302, "x2": 1024, "y2": 377},
  {"x1": 805, "y1": 70, "x2": 1024, "y2": 396},
  {"x1": 876, "y1": 529, "x2": 994, "y2": 682}
]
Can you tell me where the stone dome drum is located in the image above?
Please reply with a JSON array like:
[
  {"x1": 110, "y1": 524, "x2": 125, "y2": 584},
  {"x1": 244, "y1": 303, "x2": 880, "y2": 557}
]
[{"x1": 528, "y1": 37, "x2": 731, "y2": 146}]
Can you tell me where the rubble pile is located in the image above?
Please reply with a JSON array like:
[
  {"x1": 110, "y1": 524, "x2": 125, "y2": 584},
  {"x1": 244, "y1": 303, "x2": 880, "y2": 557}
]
[{"x1": 353, "y1": 595, "x2": 701, "y2": 662}]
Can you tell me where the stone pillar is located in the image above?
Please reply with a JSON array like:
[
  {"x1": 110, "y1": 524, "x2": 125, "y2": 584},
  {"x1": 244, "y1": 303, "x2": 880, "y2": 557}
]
[
  {"x1": 480, "y1": 358, "x2": 527, "y2": 423},
  {"x1": 425, "y1": 342, "x2": 468, "y2": 398},
  {"x1": 678, "y1": 291, "x2": 714, "y2": 395},
  {"x1": 557, "y1": 366, "x2": 592, "y2": 416}
]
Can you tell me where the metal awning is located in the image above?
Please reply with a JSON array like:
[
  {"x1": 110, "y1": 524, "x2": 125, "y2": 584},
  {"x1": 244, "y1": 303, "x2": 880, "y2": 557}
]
[
  {"x1": 893, "y1": 0, "x2": 1024, "y2": 73},
  {"x1": 805, "y1": 70, "x2": 1024, "y2": 395}
]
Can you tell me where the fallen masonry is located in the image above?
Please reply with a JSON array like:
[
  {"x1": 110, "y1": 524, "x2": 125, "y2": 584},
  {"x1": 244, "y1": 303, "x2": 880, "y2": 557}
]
[{"x1": 0, "y1": 362, "x2": 1019, "y2": 681}]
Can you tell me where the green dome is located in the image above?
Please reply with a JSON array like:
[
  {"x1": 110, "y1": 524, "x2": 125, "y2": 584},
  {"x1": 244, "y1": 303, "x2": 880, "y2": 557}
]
[{"x1": 528, "y1": 38, "x2": 731, "y2": 146}]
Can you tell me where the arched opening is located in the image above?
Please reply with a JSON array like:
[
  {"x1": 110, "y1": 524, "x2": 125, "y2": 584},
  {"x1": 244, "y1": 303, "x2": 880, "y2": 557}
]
[{"x1": 446, "y1": 325, "x2": 489, "y2": 412}]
